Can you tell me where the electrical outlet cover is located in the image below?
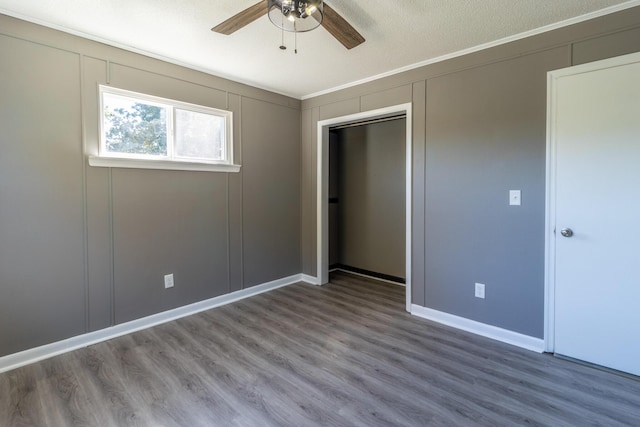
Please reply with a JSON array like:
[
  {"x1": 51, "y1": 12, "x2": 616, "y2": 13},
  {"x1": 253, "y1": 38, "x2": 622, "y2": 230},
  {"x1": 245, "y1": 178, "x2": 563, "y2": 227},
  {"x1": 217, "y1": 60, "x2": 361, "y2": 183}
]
[{"x1": 509, "y1": 190, "x2": 521, "y2": 206}]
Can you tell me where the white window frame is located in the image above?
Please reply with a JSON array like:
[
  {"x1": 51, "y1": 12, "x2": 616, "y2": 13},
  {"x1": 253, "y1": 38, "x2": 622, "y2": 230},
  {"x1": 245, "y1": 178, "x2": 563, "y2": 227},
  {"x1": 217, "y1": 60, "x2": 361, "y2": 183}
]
[{"x1": 89, "y1": 85, "x2": 240, "y2": 173}]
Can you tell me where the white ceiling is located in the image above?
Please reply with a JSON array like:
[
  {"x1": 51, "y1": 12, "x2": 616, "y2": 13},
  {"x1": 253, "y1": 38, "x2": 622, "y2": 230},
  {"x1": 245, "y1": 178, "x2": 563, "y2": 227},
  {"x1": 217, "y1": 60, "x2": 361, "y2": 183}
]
[{"x1": 0, "y1": 0, "x2": 638, "y2": 99}]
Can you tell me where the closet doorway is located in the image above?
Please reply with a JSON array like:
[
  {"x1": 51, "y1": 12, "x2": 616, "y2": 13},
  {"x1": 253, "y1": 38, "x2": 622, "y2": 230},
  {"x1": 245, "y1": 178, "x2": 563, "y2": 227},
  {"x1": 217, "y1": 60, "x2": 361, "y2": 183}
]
[
  {"x1": 329, "y1": 117, "x2": 406, "y2": 284},
  {"x1": 317, "y1": 104, "x2": 412, "y2": 312}
]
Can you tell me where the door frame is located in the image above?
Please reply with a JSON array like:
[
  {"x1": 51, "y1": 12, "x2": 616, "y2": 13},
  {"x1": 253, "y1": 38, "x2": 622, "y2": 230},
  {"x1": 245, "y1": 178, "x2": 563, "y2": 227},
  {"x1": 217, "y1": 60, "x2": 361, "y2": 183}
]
[
  {"x1": 544, "y1": 51, "x2": 640, "y2": 353},
  {"x1": 316, "y1": 103, "x2": 413, "y2": 312}
]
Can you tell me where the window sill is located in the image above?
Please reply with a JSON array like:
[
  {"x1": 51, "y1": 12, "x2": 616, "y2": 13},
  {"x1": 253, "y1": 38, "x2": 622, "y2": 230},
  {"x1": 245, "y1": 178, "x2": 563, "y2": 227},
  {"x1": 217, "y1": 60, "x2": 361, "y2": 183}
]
[{"x1": 88, "y1": 156, "x2": 241, "y2": 173}]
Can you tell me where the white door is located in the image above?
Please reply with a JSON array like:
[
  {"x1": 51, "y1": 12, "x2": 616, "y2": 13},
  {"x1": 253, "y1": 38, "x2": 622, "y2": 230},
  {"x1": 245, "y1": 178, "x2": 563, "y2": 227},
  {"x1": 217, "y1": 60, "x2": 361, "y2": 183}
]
[{"x1": 549, "y1": 52, "x2": 640, "y2": 376}]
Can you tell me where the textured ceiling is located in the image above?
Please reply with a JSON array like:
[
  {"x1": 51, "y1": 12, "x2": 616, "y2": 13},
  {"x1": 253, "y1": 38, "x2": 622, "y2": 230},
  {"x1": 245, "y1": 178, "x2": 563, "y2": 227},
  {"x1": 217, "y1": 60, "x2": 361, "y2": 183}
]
[{"x1": 0, "y1": 0, "x2": 638, "y2": 99}]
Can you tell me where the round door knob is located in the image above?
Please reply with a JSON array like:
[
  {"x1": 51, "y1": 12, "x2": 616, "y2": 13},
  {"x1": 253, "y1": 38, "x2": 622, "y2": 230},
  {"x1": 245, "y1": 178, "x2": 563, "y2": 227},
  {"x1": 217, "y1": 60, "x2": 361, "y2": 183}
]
[{"x1": 560, "y1": 228, "x2": 574, "y2": 238}]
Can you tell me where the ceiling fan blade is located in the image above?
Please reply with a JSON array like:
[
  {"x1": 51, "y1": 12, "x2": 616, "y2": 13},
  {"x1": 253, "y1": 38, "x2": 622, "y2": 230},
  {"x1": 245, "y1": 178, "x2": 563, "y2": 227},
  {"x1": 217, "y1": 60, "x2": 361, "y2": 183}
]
[
  {"x1": 211, "y1": 0, "x2": 268, "y2": 35},
  {"x1": 321, "y1": 2, "x2": 365, "y2": 49}
]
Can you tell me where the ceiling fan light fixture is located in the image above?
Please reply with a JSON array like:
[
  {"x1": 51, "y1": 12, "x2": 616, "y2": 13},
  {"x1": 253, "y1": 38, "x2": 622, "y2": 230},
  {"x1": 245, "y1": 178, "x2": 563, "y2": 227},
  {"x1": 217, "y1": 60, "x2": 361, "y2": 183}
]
[{"x1": 268, "y1": 0, "x2": 323, "y2": 32}]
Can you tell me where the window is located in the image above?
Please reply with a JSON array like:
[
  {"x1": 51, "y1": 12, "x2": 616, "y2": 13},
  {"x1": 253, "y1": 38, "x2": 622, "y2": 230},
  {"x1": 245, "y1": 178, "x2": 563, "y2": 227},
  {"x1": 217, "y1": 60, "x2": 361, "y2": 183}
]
[{"x1": 89, "y1": 85, "x2": 239, "y2": 172}]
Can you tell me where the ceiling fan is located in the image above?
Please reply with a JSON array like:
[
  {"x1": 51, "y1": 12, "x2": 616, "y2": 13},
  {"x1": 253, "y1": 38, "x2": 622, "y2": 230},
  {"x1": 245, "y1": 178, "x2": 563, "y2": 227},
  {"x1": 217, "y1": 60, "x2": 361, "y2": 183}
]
[{"x1": 211, "y1": 0, "x2": 365, "y2": 49}]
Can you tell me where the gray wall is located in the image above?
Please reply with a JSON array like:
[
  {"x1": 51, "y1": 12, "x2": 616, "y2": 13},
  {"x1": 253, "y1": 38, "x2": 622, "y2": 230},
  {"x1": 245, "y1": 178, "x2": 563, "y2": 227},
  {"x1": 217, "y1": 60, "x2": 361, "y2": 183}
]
[
  {"x1": 2, "y1": 7, "x2": 640, "y2": 358},
  {"x1": 330, "y1": 120, "x2": 406, "y2": 279},
  {"x1": 0, "y1": 14, "x2": 301, "y2": 356},
  {"x1": 301, "y1": 7, "x2": 640, "y2": 338}
]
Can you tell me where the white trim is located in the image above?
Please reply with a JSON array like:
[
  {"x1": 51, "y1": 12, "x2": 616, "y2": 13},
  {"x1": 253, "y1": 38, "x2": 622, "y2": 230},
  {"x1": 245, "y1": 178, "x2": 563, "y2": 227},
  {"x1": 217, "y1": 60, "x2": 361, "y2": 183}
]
[
  {"x1": 0, "y1": 274, "x2": 305, "y2": 374},
  {"x1": 404, "y1": 106, "x2": 412, "y2": 312},
  {"x1": 301, "y1": 0, "x2": 640, "y2": 100},
  {"x1": 88, "y1": 155, "x2": 241, "y2": 172},
  {"x1": 544, "y1": 67, "x2": 558, "y2": 354},
  {"x1": 316, "y1": 103, "x2": 412, "y2": 312},
  {"x1": 544, "y1": 51, "x2": 640, "y2": 354},
  {"x1": 317, "y1": 123, "x2": 329, "y2": 286},
  {"x1": 411, "y1": 305, "x2": 545, "y2": 353},
  {"x1": 301, "y1": 274, "x2": 320, "y2": 285}
]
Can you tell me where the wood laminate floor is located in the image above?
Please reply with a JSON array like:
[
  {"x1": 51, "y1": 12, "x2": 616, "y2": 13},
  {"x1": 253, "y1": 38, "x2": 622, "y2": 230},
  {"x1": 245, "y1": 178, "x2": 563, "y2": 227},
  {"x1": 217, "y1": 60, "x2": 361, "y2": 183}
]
[{"x1": 1, "y1": 271, "x2": 639, "y2": 426}]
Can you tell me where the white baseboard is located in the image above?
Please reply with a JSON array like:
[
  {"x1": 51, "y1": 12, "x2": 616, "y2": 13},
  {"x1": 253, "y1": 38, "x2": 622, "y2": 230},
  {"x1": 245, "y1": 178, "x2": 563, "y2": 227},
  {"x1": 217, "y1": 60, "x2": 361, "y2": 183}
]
[
  {"x1": 0, "y1": 274, "x2": 306, "y2": 374},
  {"x1": 301, "y1": 274, "x2": 320, "y2": 285},
  {"x1": 411, "y1": 305, "x2": 545, "y2": 353}
]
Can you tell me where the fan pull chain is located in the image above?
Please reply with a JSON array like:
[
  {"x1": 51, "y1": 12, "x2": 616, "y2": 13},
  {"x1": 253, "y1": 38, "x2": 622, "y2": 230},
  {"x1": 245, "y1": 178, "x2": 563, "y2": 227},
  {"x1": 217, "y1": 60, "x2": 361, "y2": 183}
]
[
  {"x1": 279, "y1": 26, "x2": 286, "y2": 50},
  {"x1": 279, "y1": 12, "x2": 287, "y2": 50}
]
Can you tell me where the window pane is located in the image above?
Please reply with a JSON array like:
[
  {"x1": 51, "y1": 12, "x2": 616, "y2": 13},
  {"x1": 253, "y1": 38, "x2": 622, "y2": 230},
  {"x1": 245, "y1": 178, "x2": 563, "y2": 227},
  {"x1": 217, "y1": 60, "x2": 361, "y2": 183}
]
[
  {"x1": 175, "y1": 109, "x2": 225, "y2": 161},
  {"x1": 103, "y1": 93, "x2": 168, "y2": 156}
]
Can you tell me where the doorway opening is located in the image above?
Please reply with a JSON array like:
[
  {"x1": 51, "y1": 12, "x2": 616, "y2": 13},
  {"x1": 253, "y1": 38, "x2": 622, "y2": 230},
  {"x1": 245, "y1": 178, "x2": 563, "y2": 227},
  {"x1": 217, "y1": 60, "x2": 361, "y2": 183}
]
[
  {"x1": 329, "y1": 116, "x2": 406, "y2": 284},
  {"x1": 316, "y1": 103, "x2": 412, "y2": 312}
]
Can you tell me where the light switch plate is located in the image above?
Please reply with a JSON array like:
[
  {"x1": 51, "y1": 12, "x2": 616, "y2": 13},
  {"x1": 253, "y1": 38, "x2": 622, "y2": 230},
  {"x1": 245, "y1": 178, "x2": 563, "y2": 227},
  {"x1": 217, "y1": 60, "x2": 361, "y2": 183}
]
[
  {"x1": 164, "y1": 273, "x2": 174, "y2": 289},
  {"x1": 509, "y1": 190, "x2": 521, "y2": 206},
  {"x1": 475, "y1": 283, "x2": 485, "y2": 299}
]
